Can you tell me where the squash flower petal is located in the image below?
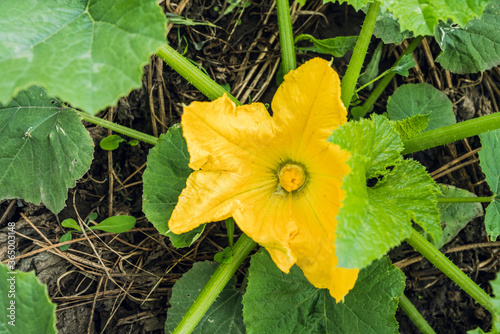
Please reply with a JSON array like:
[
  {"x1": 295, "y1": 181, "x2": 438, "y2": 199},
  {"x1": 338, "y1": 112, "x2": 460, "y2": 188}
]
[{"x1": 169, "y1": 58, "x2": 359, "y2": 301}]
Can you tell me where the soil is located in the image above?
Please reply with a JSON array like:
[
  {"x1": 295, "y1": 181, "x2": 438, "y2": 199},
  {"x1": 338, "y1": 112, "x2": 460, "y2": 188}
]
[{"x1": 1, "y1": 0, "x2": 499, "y2": 333}]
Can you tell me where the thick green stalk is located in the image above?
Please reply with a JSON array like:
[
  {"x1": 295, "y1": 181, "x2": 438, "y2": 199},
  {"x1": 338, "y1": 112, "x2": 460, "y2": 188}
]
[
  {"x1": 437, "y1": 196, "x2": 495, "y2": 203},
  {"x1": 399, "y1": 294, "x2": 436, "y2": 334},
  {"x1": 79, "y1": 43, "x2": 245, "y2": 145},
  {"x1": 77, "y1": 111, "x2": 158, "y2": 145},
  {"x1": 173, "y1": 234, "x2": 256, "y2": 334},
  {"x1": 354, "y1": 36, "x2": 423, "y2": 119},
  {"x1": 276, "y1": 0, "x2": 296, "y2": 73},
  {"x1": 405, "y1": 229, "x2": 495, "y2": 315},
  {"x1": 402, "y1": 112, "x2": 500, "y2": 154},
  {"x1": 156, "y1": 44, "x2": 241, "y2": 106},
  {"x1": 341, "y1": 1, "x2": 380, "y2": 108}
]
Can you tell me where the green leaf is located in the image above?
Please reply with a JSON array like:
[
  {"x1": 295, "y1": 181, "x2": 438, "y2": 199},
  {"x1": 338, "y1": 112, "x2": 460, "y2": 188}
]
[
  {"x1": 485, "y1": 201, "x2": 500, "y2": 242},
  {"x1": 61, "y1": 218, "x2": 82, "y2": 233},
  {"x1": 329, "y1": 115, "x2": 441, "y2": 269},
  {"x1": 100, "y1": 134, "x2": 125, "y2": 151},
  {"x1": 373, "y1": 9, "x2": 413, "y2": 44},
  {"x1": 295, "y1": 34, "x2": 357, "y2": 57},
  {"x1": 387, "y1": 83, "x2": 455, "y2": 131},
  {"x1": 436, "y1": 0, "x2": 500, "y2": 74},
  {"x1": 59, "y1": 231, "x2": 73, "y2": 251},
  {"x1": 390, "y1": 54, "x2": 416, "y2": 76},
  {"x1": 358, "y1": 41, "x2": 383, "y2": 91},
  {"x1": 165, "y1": 261, "x2": 245, "y2": 334},
  {"x1": 479, "y1": 129, "x2": 500, "y2": 241},
  {"x1": 433, "y1": 184, "x2": 484, "y2": 249},
  {"x1": 0, "y1": 264, "x2": 57, "y2": 334},
  {"x1": 0, "y1": 0, "x2": 166, "y2": 115},
  {"x1": 242, "y1": 250, "x2": 405, "y2": 334},
  {"x1": 0, "y1": 86, "x2": 94, "y2": 214},
  {"x1": 329, "y1": 114, "x2": 403, "y2": 179},
  {"x1": 356, "y1": 54, "x2": 415, "y2": 95},
  {"x1": 391, "y1": 114, "x2": 429, "y2": 142},
  {"x1": 214, "y1": 247, "x2": 233, "y2": 264},
  {"x1": 329, "y1": 0, "x2": 490, "y2": 36},
  {"x1": 88, "y1": 212, "x2": 98, "y2": 222},
  {"x1": 221, "y1": 83, "x2": 231, "y2": 93},
  {"x1": 143, "y1": 124, "x2": 205, "y2": 248},
  {"x1": 89, "y1": 215, "x2": 136, "y2": 233}
]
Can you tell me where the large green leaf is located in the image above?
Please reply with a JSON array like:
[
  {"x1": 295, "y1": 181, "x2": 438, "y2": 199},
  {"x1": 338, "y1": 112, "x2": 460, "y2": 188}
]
[
  {"x1": 0, "y1": 0, "x2": 165, "y2": 115},
  {"x1": 433, "y1": 184, "x2": 484, "y2": 249},
  {"x1": 143, "y1": 124, "x2": 205, "y2": 248},
  {"x1": 0, "y1": 86, "x2": 93, "y2": 213},
  {"x1": 329, "y1": 114, "x2": 403, "y2": 179},
  {"x1": 329, "y1": 115, "x2": 441, "y2": 269},
  {"x1": 329, "y1": 0, "x2": 489, "y2": 36},
  {"x1": 479, "y1": 129, "x2": 500, "y2": 241},
  {"x1": 0, "y1": 264, "x2": 57, "y2": 334},
  {"x1": 242, "y1": 250, "x2": 405, "y2": 334},
  {"x1": 436, "y1": 0, "x2": 500, "y2": 74},
  {"x1": 165, "y1": 261, "x2": 245, "y2": 334},
  {"x1": 387, "y1": 83, "x2": 456, "y2": 132}
]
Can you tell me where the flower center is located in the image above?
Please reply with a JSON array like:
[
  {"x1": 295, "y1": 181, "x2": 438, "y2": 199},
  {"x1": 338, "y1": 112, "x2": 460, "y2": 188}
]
[{"x1": 278, "y1": 163, "x2": 306, "y2": 192}]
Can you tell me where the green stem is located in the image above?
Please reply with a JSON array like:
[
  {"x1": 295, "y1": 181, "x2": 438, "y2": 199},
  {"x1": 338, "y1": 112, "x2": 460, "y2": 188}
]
[
  {"x1": 276, "y1": 0, "x2": 296, "y2": 73},
  {"x1": 405, "y1": 229, "x2": 495, "y2": 315},
  {"x1": 341, "y1": 1, "x2": 380, "y2": 108},
  {"x1": 77, "y1": 110, "x2": 158, "y2": 145},
  {"x1": 79, "y1": 43, "x2": 241, "y2": 142},
  {"x1": 437, "y1": 196, "x2": 495, "y2": 203},
  {"x1": 399, "y1": 294, "x2": 436, "y2": 334},
  {"x1": 173, "y1": 234, "x2": 256, "y2": 334},
  {"x1": 156, "y1": 44, "x2": 241, "y2": 106},
  {"x1": 225, "y1": 218, "x2": 236, "y2": 248},
  {"x1": 355, "y1": 67, "x2": 392, "y2": 93},
  {"x1": 402, "y1": 112, "x2": 500, "y2": 154},
  {"x1": 353, "y1": 36, "x2": 424, "y2": 119}
]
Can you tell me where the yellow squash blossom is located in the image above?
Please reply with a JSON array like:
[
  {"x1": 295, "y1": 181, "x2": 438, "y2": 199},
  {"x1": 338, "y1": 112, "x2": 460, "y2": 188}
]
[{"x1": 169, "y1": 58, "x2": 359, "y2": 301}]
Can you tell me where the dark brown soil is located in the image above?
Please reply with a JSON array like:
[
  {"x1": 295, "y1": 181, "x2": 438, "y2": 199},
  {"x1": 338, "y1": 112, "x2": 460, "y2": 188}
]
[{"x1": 1, "y1": 0, "x2": 499, "y2": 333}]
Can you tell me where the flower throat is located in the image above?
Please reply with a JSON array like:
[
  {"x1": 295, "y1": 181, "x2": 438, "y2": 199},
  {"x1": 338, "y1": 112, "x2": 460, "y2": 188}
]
[{"x1": 278, "y1": 163, "x2": 306, "y2": 192}]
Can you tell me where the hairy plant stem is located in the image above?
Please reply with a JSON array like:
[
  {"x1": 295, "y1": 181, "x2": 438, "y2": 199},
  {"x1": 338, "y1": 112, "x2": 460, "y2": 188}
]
[
  {"x1": 340, "y1": 1, "x2": 380, "y2": 108},
  {"x1": 437, "y1": 196, "x2": 495, "y2": 203},
  {"x1": 172, "y1": 234, "x2": 256, "y2": 334},
  {"x1": 156, "y1": 44, "x2": 242, "y2": 106},
  {"x1": 77, "y1": 111, "x2": 158, "y2": 145},
  {"x1": 406, "y1": 229, "x2": 496, "y2": 316},
  {"x1": 276, "y1": 0, "x2": 296, "y2": 74},
  {"x1": 402, "y1": 112, "x2": 500, "y2": 154},
  {"x1": 353, "y1": 36, "x2": 424, "y2": 119},
  {"x1": 398, "y1": 294, "x2": 436, "y2": 334}
]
